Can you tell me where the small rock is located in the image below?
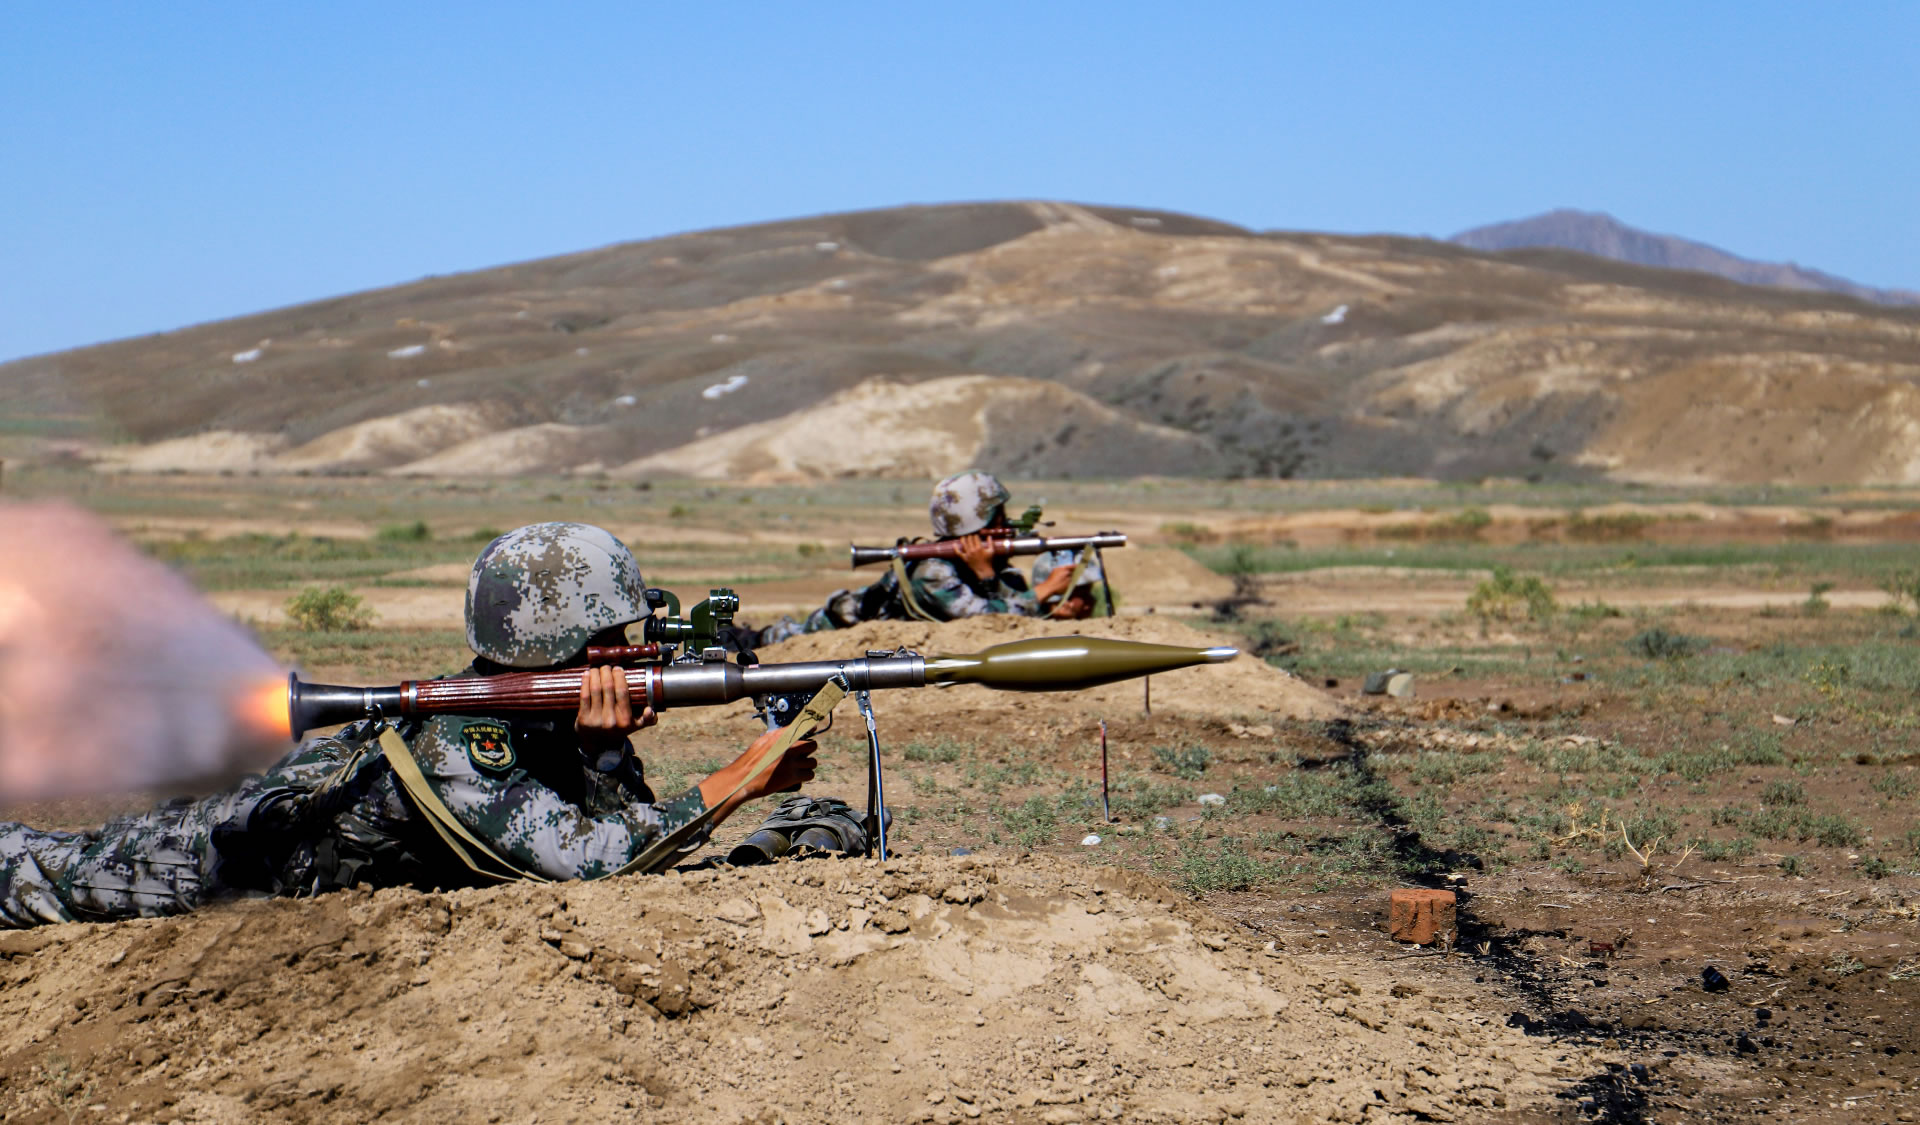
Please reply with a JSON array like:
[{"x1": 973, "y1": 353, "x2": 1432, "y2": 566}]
[
  {"x1": 1151, "y1": 817, "x2": 1173, "y2": 830},
  {"x1": 1387, "y1": 888, "x2": 1457, "y2": 945},
  {"x1": 1772, "y1": 713, "x2": 1797, "y2": 727},
  {"x1": 1197, "y1": 793, "x2": 1226, "y2": 807},
  {"x1": 713, "y1": 897, "x2": 760, "y2": 926},
  {"x1": 1361, "y1": 669, "x2": 1403, "y2": 695},
  {"x1": 1702, "y1": 966, "x2": 1731, "y2": 992},
  {"x1": 805, "y1": 909, "x2": 831, "y2": 936},
  {"x1": 557, "y1": 939, "x2": 593, "y2": 961},
  {"x1": 949, "y1": 847, "x2": 973, "y2": 857},
  {"x1": 1386, "y1": 673, "x2": 1416, "y2": 700},
  {"x1": 1081, "y1": 834, "x2": 1102, "y2": 846}
]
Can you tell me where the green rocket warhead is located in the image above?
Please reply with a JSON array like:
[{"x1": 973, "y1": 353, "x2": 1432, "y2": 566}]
[
  {"x1": 923, "y1": 635, "x2": 1237, "y2": 691},
  {"x1": 284, "y1": 635, "x2": 1239, "y2": 736}
]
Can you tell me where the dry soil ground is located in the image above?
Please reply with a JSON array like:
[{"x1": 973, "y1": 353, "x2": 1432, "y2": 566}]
[{"x1": 2, "y1": 472, "x2": 1919, "y2": 1124}]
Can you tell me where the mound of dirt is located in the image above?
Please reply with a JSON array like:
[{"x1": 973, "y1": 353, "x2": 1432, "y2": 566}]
[
  {"x1": 1102, "y1": 547, "x2": 1237, "y2": 609},
  {"x1": 390, "y1": 421, "x2": 612, "y2": 476},
  {"x1": 618, "y1": 374, "x2": 1223, "y2": 483},
  {"x1": 710, "y1": 615, "x2": 1340, "y2": 726},
  {"x1": 275, "y1": 403, "x2": 512, "y2": 474},
  {"x1": 93, "y1": 431, "x2": 288, "y2": 473},
  {"x1": 0, "y1": 856, "x2": 1578, "y2": 1123}
]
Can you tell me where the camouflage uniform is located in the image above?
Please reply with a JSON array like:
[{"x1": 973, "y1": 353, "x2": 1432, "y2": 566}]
[
  {"x1": 751, "y1": 471, "x2": 1039, "y2": 646},
  {"x1": 0, "y1": 523, "x2": 712, "y2": 929},
  {"x1": 1029, "y1": 547, "x2": 1106, "y2": 616}
]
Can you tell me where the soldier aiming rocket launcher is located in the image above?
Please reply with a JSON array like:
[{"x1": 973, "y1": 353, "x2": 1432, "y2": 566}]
[
  {"x1": 847, "y1": 501, "x2": 1126, "y2": 569},
  {"x1": 282, "y1": 586, "x2": 1235, "y2": 860}
]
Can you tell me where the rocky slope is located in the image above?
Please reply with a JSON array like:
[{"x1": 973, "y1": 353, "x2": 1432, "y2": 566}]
[{"x1": 8, "y1": 200, "x2": 1920, "y2": 484}]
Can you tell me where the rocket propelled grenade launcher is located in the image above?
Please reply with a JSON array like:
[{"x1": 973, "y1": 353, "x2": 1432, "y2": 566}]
[
  {"x1": 285, "y1": 635, "x2": 1236, "y2": 738},
  {"x1": 849, "y1": 532, "x2": 1127, "y2": 569}
]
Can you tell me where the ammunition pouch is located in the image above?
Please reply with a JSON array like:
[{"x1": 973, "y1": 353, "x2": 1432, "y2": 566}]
[{"x1": 727, "y1": 794, "x2": 874, "y2": 866}]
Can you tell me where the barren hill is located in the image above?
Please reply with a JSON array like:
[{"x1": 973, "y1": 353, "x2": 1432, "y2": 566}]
[
  {"x1": 1454, "y1": 209, "x2": 1920, "y2": 308},
  {"x1": 9, "y1": 200, "x2": 1920, "y2": 484}
]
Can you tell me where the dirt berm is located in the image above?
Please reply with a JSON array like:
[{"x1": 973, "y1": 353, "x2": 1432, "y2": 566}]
[{"x1": 0, "y1": 856, "x2": 1592, "y2": 1124}]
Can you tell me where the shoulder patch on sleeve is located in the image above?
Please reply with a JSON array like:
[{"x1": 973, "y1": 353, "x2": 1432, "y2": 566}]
[{"x1": 459, "y1": 720, "x2": 516, "y2": 772}]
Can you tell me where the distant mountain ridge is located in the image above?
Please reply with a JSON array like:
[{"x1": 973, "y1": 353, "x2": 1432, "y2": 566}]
[{"x1": 1453, "y1": 209, "x2": 1920, "y2": 307}]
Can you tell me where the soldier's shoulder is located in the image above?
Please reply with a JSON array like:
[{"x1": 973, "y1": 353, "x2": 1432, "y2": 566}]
[{"x1": 409, "y1": 714, "x2": 520, "y2": 776}]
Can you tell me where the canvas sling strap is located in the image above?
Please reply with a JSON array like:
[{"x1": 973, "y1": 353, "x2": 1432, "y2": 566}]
[
  {"x1": 889, "y1": 556, "x2": 942, "y2": 622},
  {"x1": 378, "y1": 727, "x2": 548, "y2": 884},
  {"x1": 375, "y1": 676, "x2": 850, "y2": 884},
  {"x1": 1037, "y1": 548, "x2": 1094, "y2": 615}
]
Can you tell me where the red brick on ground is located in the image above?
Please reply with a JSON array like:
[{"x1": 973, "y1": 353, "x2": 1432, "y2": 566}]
[{"x1": 1388, "y1": 888, "x2": 1457, "y2": 944}]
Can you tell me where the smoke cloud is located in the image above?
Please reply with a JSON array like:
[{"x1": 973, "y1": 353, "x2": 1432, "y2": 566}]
[{"x1": 0, "y1": 502, "x2": 289, "y2": 804}]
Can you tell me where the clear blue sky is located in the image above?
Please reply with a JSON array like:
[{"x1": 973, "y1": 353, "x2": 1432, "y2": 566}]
[{"x1": 4, "y1": 3, "x2": 1915, "y2": 362}]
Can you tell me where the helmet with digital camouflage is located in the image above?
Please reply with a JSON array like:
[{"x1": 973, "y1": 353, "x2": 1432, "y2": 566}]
[
  {"x1": 466, "y1": 522, "x2": 647, "y2": 668},
  {"x1": 928, "y1": 470, "x2": 1011, "y2": 538}
]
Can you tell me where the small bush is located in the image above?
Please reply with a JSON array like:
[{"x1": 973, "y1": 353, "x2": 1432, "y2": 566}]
[
  {"x1": 1861, "y1": 856, "x2": 1893, "y2": 879},
  {"x1": 1802, "y1": 582, "x2": 1833, "y2": 616},
  {"x1": 468, "y1": 526, "x2": 503, "y2": 543},
  {"x1": 1762, "y1": 779, "x2": 1807, "y2": 807},
  {"x1": 1219, "y1": 543, "x2": 1261, "y2": 577},
  {"x1": 795, "y1": 541, "x2": 825, "y2": 558},
  {"x1": 376, "y1": 520, "x2": 431, "y2": 542},
  {"x1": 1625, "y1": 627, "x2": 1707, "y2": 660},
  {"x1": 1160, "y1": 521, "x2": 1219, "y2": 546},
  {"x1": 1881, "y1": 568, "x2": 1920, "y2": 614},
  {"x1": 1152, "y1": 744, "x2": 1213, "y2": 780},
  {"x1": 1563, "y1": 510, "x2": 1654, "y2": 542},
  {"x1": 285, "y1": 586, "x2": 375, "y2": 632},
  {"x1": 1786, "y1": 516, "x2": 1835, "y2": 540},
  {"x1": 1700, "y1": 835, "x2": 1756, "y2": 861},
  {"x1": 1426, "y1": 508, "x2": 1492, "y2": 540},
  {"x1": 903, "y1": 737, "x2": 966, "y2": 764},
  {"x1": 1565, "y1": 600, "x2": 1625, "y2": 625},
  {"x1": 998, "y1": 795, "x2": 1060, "y2": 848},
  {"x1": 1778, "y1": 855, "x2": 1805, "y2": 877},
  {"x1": 1107, "y1": 775, "x2": 1193, "y2": 820},
  {"x1": 1870, "y1": 772, "x2": 1916, "y2": 801},
  {"x1": 1467, "y1": 566, "x2": 1556, "y2": 623}
]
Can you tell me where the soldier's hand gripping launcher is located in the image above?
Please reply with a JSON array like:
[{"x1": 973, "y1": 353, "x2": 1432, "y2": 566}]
[{"x1": 284, "y1": 635, "x2": 1236, "y2": 738}]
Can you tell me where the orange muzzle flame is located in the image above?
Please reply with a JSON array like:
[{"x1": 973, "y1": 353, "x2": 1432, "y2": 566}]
[{"x1": 235, "y1": 675, "x2": 294, "y2": 743}]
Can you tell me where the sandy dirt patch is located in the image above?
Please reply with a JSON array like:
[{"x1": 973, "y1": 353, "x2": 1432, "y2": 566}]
[
  {"x1": 618, "y1": 375, "x2": 1219, "y2": 483},
  {"x1": 276, "y1": 403, "x2": 513, "y2": 473},
  {"x1": 391, "y1": 422, "x2": 605, "y2": 476},
  {"x1": 0, "y1": 856, "x2": 1593, "y2": 1124},
  {"x1": 93, "y1": 432, "x2": 288, "y2": 473}
]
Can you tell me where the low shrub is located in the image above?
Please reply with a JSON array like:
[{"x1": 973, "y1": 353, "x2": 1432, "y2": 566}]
[{"x1": 285, "y1": 586, "x2": 375, "y2": 632}]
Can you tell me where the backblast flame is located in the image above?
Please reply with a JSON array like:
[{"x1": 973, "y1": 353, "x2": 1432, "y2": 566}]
[
  {"x1": 235, "y1": 675, "x2": 294, "y2": 743},
  {"x1": 0, "y1": 501, "x2": 292, "y2": 805}
]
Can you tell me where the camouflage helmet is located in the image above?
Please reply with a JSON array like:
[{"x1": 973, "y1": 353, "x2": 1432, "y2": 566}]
[
  {"x1": 929, "y1": 470, "x2": 1011, "y2": 538},
  {"x1": 1030, "y1": 547, "x2": 1103, "y2": 590},
  {"x1": 466, "y1": 522, "x2": 647, "y2": 667}
]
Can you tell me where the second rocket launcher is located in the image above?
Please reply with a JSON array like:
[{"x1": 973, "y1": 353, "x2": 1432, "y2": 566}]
[
  {"x1": 286, "y1": 635, "x2": 1235, "y2": 738},
  {"x1": 849, "y1": 531, "x2": 1126, "y2": 569}
]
